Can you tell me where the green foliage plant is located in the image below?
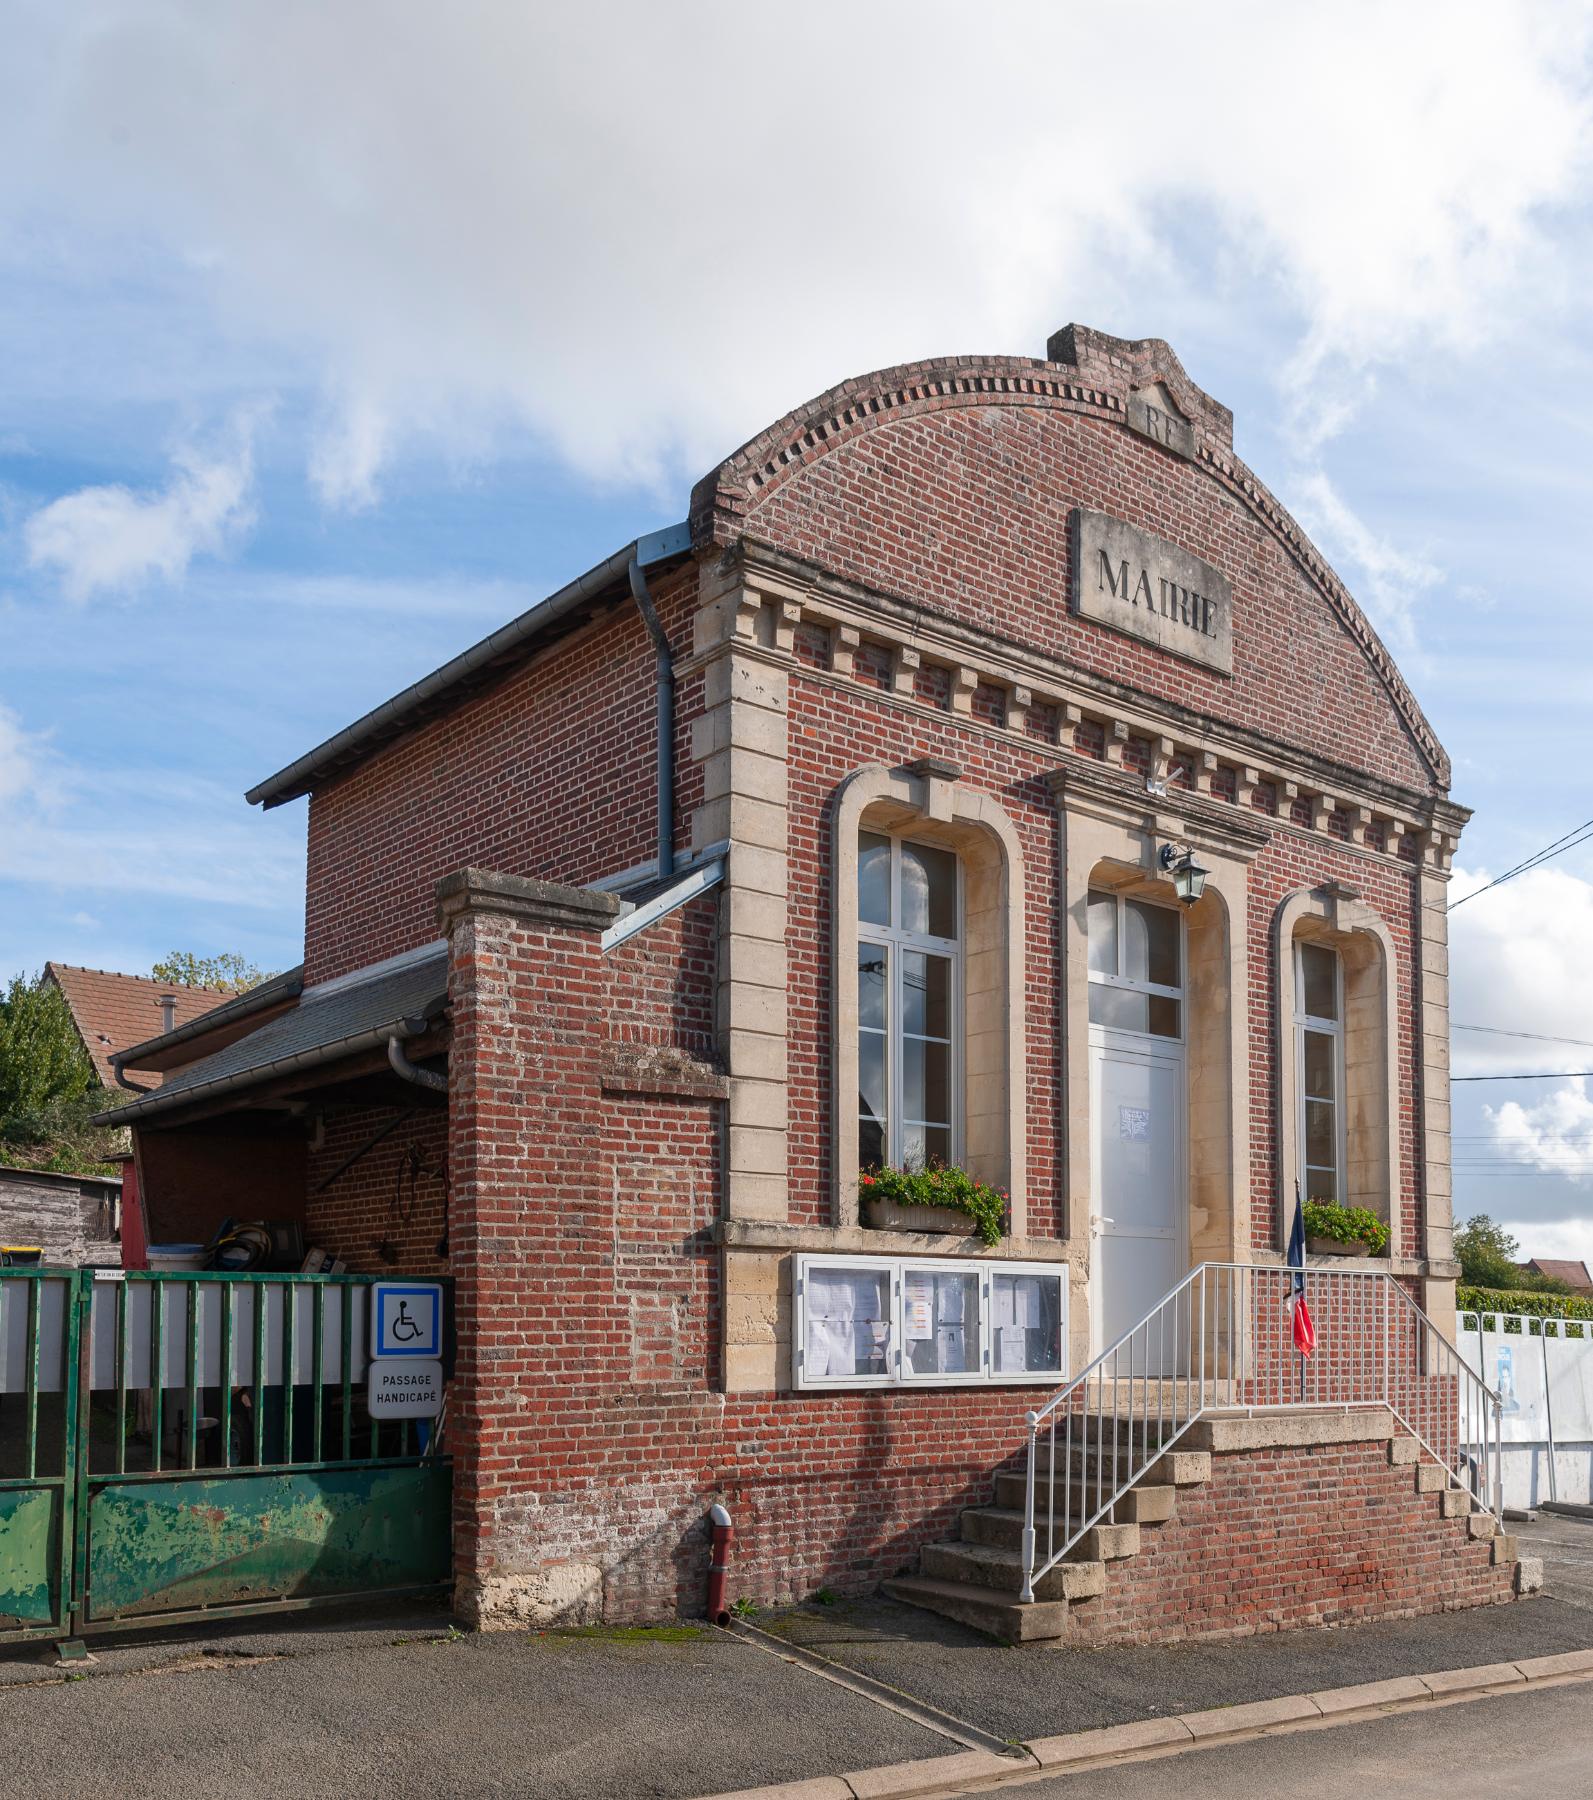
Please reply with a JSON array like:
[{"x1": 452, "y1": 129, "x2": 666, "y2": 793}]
[
  {"x1": 859, "y1": 1162, "x2": 1009, "y2": 1247},
  {"x1": 1300, "y1": 1198, "x2": 1390, "y2": 1257}
]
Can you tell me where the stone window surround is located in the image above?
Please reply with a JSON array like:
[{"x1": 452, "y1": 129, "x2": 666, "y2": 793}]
[
  {"x1": 832, "y1": 760, "x2": 1028, "y2": 1236},
  {"x1": 1272, "y1": 885, "x2": 1402, "y2": 1254}
]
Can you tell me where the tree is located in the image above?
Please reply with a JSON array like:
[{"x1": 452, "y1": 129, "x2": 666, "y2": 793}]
[
  {"x1": 1454, "y1": 1213, "x2": 1574, "y2": 1294},
  {"x1": 0, "y1": 972, "x2": 94, "y2": 1124},
  {"x1": 151, "y1": 951, "x2": 270, "y2": 994}
]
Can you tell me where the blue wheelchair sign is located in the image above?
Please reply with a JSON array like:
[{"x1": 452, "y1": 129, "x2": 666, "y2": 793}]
[{"x1": 370, "y1": 1282, "x2": 442, "y2": 1358}]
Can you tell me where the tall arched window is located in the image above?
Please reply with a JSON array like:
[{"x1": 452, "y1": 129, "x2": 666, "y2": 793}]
[
  {"x1": 1295, "y1": 940, "x2": 1346, "y2": 1203},
  {"x1": 857, "y1": 829, "x2": 961, "y2": 1171}
]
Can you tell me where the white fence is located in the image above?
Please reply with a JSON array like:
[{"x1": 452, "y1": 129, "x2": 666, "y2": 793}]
[{"x1": 1458, "y1": 1308, "x2": 1593, "y2": 1510}]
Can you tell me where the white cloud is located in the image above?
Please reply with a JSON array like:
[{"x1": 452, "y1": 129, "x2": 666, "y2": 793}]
[
  {"x1": 1289, "y1": 470, "x2": 1443, "y2": 652},
  {"x1": 1489, "y1": 1079, "x2": 1593, "y2": 1185},
  {"x1": 0, "y1": 2, "x2": 1586, "y2": 511},
  {"x1": 23, "y1": 412, "x2": 259, "y2": 601},
  {"x1": 1450, "y1": 863, "x2": 1593, "y2": 1077}
]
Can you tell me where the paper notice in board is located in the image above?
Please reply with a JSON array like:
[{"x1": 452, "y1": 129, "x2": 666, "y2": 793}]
[
  {"x1": 905, "y1": 1275, "x2": 933, "y2": 1340},
  {"x1": 996, "y1": 1325, "x2": 1028, "y2": 1373}
]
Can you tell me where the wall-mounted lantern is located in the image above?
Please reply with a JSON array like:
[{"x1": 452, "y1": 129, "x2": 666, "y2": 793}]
[{"x1": 1159, "y1": 842, "x2": 1210, "y2": 906}]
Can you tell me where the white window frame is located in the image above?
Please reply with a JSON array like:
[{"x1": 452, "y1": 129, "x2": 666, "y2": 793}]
[
  {"x1": 793, "y1": 1253, "x2": 1067, "y2": 1390},
  {"x1": 1294, "y1": 940, "x2": 1347, "y2": 1205},
  {"x1": 858, "y1": 832, "x2": 963, "y2": 1172},
  {"x1": 1085, "y1": 888, "x2": 1184, "y2": 1044}
]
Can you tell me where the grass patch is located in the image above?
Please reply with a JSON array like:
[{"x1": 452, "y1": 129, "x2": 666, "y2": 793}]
[{"x1": 537, "y1": 1624, "x2": 706, "y2": 1644}]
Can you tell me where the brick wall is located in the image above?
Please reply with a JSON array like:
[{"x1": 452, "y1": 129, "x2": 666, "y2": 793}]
[
  {"x1": 305, "y1": 1106, "x2": 449, "y2": 1277},
  {"x1": 1067, "y1": 1438, "x2": 1514, "y2": 1645},
  {"x1": 302, "y1": 566, "x2": 700, "y2": 985}
]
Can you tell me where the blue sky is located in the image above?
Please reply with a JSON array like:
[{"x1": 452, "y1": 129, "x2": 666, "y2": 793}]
[{"x1": 3, "y1": 3, "x2": 1593, "y2": 1259}]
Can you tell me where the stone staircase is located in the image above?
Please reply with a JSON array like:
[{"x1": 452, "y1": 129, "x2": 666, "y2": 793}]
[{"x1": 885, "y1": 1415, "x2": 1520, "y2": 1644}]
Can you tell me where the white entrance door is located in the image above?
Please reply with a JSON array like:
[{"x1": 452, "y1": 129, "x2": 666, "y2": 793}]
[
  {"x1": 1090, "y1": 1041, "x2": 1185, "y2": 1355},
  {"x1": 1086, "y1": 888, "x2": 1187, "y2": 1362}
]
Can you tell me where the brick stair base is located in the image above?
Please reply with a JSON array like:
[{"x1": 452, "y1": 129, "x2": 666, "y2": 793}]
[{"x1": 889, "y1": 1410, "x2": 1521, "y2": 1647}]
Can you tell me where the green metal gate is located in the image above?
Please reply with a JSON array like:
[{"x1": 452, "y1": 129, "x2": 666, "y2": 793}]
[{"x1": 0, "y1": 1268, "x2": 452, "y2": 1644}]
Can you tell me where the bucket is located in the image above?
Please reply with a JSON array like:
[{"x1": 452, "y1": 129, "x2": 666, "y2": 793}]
[
  {"x1": 0, "y1": 1246, "x2": 43, "y2": 1267},
  {"x1": 146, "y1": 1243, "x2": 208, "y2": 1273}
]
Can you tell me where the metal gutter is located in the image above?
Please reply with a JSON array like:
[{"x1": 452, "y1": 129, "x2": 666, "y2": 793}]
[
  {"x1": 629, "y1": 522, "x2": 691, "y2": 882},
  {"x1": 246, "y1": 525, "x2": 690, "y2": 810},
  {"x1": 387, "y1": 1034, "x2": 448, "y2": 1093},
  {"x1": 91, "y1": 1014, "x2": 439, "y2": 1129}
]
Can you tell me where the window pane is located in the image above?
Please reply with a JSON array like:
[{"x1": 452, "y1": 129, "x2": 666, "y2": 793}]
[
  {"x1": 902, "y1": 951, "x2": 951, "y2": 1039},
  {"x1": 1089, "y1": 985, "x2": 1149, "y2": 1033},
  {"x1": 1303, "y1": 1029, "x2": 1336, "y2": 1100},
  {"x1": 1147, "y1": 995, "x2": 1180, "y2": 1039},
  {"x1": 1299, "y1": 942, "x2": 1338, "y2": 1021},
  {"x1": 1087, "y1": 891, "x2": 1118, "y2": 976},
  {"x1": 902, "y1": 1038, "x2": 951, "y2": 1127},
  {"x1": 1126, "y1": 898, "x2": 1179, "y2": 988},
  {"x1": 858, "y1": 1114, "x2": 885, "y2": 1169},
  {"x1": 1306, "y1": 1166, "x2": 1339, "y2": 1202},
  {"x1": 991, "y1": 1271, "x2": 1063, "y2": 1374},
  {"x1": 859, "y1": 1031, "x2": 887, "y2": 1144},
  {"x1": 859, "y1": 831, "x2": 891, "y2": 927},
  {"x1": 1305, "y1": 1099, "x2": 1337, "y2": 1170},
  {"x1": 901, "y1": 841, "x2": 958, "y2": 939},
  {"x1": 806, "y1": 1267, "x2": 891, "y2": 1380},
  {"x1": 858, "y1": 942, "x2": 888, "y2": 1031},
  {"x1": 903, "y1": 1269, "x2": 978, "y2": 1376},
  {"x1": 900, "y1": 1122, "x2": 952, "y2": 1171}
]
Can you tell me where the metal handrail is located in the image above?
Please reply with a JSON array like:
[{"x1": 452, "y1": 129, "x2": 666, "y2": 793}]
[{"x1": 1019, "y1": 1262, "x2": 1503, "y2": 1603}]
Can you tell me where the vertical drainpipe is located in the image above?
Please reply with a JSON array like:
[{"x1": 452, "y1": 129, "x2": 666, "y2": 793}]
[{"x1": 628, "y1": 524, "x2": 691, "y2": 884}]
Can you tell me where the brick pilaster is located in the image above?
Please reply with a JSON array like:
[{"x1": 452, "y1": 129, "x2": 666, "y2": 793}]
[{"x1": 438, "y1": 867, "x2": 619, "y2": 1627}]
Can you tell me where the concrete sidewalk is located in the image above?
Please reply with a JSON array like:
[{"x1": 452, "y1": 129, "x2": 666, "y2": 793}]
[{"x1": 1, "y1": 1592, "x2": 1592, "y2": 1798}]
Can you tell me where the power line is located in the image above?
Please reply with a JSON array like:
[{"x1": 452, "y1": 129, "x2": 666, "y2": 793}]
[
  {"x1": 1449, "y1": 814, "x2": 1593, "y2": 912},
  {"x1": 1452, "y1": 1071, "x2": 1593, "y2": 1083},
  {"x1": 1453, "y1": 1024, "x2": 1593, "y2": 1050}
]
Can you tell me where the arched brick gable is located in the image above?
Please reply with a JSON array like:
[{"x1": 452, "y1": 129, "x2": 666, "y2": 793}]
[{"x1": 690, "y1": 330, "x2": 1448, "y2": 793}]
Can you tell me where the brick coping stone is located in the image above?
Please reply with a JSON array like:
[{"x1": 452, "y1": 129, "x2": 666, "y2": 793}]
[{"x1": 702, "y1": 1648, "x2": 1593, "y2": 1799}]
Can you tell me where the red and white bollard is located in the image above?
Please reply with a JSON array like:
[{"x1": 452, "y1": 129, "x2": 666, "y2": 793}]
[{"x1": 706, "y1": 1502, "x2": 734, "y2": 1625}]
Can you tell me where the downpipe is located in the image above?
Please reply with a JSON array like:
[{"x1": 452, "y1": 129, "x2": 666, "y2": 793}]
[
  {"x1": 628, "y1": 554, "x2": 675, "y2": 883},
  {"x1": 706, "y1": 1502, "x2": 734, "y2": 1625}
]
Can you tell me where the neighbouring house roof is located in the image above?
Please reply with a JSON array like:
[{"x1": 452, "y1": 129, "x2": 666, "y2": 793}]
[
  {"x1": 117, "y1": 964, "x2": 306, "y2": 1075},
  {"x1": 1525, "y1": 1258, "x2": 1593, "y2": 1290},
  {"x1": 95, "y1": 942, "x2": 450, "y2": 1127},
  {"x1": 245, "y1": 525, "x2": 691, "y2": 810},
  {"x1": 44, "y1": 963, "x2": 233, "y2": 1090}
]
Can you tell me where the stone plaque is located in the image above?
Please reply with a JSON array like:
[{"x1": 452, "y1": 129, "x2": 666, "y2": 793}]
[
  {"x1": 1069, "y1": 508, "x2": 1233, "y2": 675},
  {"x1": 1125, "y1": 382, "x2": 1195, "y2": 460}
]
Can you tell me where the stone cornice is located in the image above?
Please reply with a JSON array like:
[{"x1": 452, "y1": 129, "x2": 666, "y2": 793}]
[
  {"x1": 712, "y1": 543, "x2": 1467, "y2": 876},
  {"x1": 1045, "y1": 760, "x2": 1273, "y2": 863},
  {"x1": 688, "y1": 343, "x2": 1451, "y2": 789},
  {"x1": 436, "y1": 867, "x2": 620, "y2": 934}
]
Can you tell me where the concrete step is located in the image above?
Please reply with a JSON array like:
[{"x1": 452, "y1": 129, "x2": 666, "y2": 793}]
[
  {"x1": 1467, "y1": 1511, "x2": 1498, "y2": 1541},
  {"x1": 883, "y1": 1575, "x2": 1068, "y2": 1644},
  {"x1": 922, "y1": 1537, "x2": 1106, "y2": 1602},
  {"x1": 1492, "y1": 1534, "x2": 1519, "y2": 1565},
  {"x1": 994, "y1": 1459, "x2": 1202, "y2": 1513},
  {"x1": 1440, "y1": 1488, "x2": 1474, "y2": 1519},
  {"x1": 982, "y1": 1479, "x2": 1175, "y2": 1527},
  {"x1": 1415, "y1": 1462, "x2": 1447, "y2": 1493},
  {"x1": 1067, "y1": 1521, "x2": 1140, "y2": 1562}
]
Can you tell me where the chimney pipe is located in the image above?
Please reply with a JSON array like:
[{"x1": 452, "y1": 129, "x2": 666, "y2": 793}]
[{"x1": 158, "y1": 993, "x2": 177, "y2": 1034}]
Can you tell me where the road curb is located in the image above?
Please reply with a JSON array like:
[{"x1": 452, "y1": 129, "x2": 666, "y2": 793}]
[{"x1": 697, "y1": 1649, "x2": 1593, "y2": 1799}]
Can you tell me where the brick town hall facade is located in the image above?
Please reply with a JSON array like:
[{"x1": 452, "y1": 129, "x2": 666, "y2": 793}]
[{"x1": 109, "y1": 326, "x2": 1522, "y2": 1644}]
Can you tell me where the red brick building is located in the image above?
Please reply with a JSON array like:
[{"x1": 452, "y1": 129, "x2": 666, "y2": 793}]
[{"x1": 108, "y1": 326, "x2": 1522, "y2": 1642}]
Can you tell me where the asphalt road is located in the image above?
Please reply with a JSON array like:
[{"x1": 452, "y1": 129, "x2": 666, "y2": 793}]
[
  {"x1": 1519, "y1": 1509, "x2": 1593, "y2": 1612},
  {"x1": 998, "y1": 1680, "x2": 1593, "y2": 1798}
]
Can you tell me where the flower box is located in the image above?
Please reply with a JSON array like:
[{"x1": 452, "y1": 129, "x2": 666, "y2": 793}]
[
  {"x1": 1307, "y1": 1235, "x2": 1363, "y2": 1258},
  {"x1": 863, "y1": 1197, "x2": 980, "y2": 1236}
]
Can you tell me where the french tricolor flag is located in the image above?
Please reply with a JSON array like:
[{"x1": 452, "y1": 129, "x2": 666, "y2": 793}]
[{"x1": 1287, "y1": 1186, "x2": 1316, "y2": 1355}]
